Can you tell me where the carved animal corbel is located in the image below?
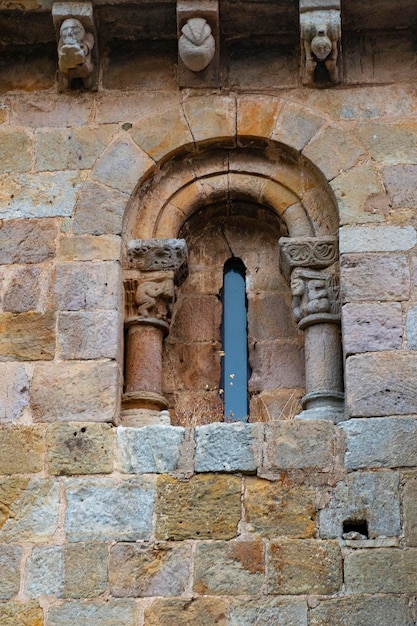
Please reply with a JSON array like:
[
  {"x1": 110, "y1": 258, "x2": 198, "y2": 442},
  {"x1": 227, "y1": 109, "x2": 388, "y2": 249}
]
[{"x1": 301, "y1": 9, "x2": 342, "y2": 86}]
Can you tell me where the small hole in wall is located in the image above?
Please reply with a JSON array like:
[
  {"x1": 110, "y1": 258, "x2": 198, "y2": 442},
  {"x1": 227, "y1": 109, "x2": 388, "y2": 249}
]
[{"x1": 342, "y1": 518, "x2": 369, "y2": 539}]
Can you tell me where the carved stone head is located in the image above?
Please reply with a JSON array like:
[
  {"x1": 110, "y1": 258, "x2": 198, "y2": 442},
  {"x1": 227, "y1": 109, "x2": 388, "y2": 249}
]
[
  {"x1": 60, "y1": 18, "x2": 85, "y2": 45},
  {"x1": 311, "y1": 33, "x2": 332, "y2": 60},
  {"x1": 179, "y1": 17, "x2": 216, "y2": 72}
]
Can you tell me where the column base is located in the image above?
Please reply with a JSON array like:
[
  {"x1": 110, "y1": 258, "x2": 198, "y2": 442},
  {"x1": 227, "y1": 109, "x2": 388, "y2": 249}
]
[
  {"x1": 297, "y1": 390, "x2": 345, "y2": 423},
  {"x1": 120, "y1": 408, "x2": 171, "y2": 428}
]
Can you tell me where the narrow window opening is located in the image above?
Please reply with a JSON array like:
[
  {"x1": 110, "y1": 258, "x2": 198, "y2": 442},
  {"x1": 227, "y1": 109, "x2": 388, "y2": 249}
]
[
  {"x1": 221, "y1": 258, "x2": 249, "y2": 422},
  {"x1": 342, "y1": 518, "x2": 369, "y2": 539}
]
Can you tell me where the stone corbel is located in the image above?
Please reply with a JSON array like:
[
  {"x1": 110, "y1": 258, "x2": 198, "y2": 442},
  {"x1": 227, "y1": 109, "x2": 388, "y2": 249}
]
[
  {"x1": 177, "y1": 0, "x2": 220, "y2": 87},
  {"x1": 300, "y1": 0, "x2": 342, "y2": 87},
  {"x1": 122, "y1": 239, "x2": 188, "y2": 426},
  {"x1": 280, "y1": 236, "x2": 345, "y2": 423},
  {"x1": 52, "y1": 2, "x2": 98, "y2": 91}
]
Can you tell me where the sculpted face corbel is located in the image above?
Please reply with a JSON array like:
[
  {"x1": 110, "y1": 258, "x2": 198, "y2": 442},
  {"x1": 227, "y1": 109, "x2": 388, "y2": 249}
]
[{"x1": 300, "y1": 3, "x2": 342, "y2": 86}]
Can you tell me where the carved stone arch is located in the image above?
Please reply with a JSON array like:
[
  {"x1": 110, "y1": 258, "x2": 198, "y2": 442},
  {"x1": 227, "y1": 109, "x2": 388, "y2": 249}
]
[{"x1": 121, "y1": 137, "x2": 343, "y2": 426}]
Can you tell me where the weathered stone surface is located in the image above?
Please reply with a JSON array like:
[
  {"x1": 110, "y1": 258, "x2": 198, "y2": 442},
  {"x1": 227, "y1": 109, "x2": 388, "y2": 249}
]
[
  {"x1": 12, "y1": 95, "x2": 93, "y2": 128},
  {"x1": 57, "y1": 234, "x2": 121, "y2": 261},
  {"x1": 183, "y1": 96, "x2": 236, "y2": 142},
  {"x1": 319, "y1": 471, "x2": 401, "y2": 538},
  {"x1": 109, "y1": 542, "x2": 191, "y2": 597},
  {"x1": 342, "y1": 303, "x2": 403, "y2": 354},
  {"x1": 92, "y1": 138, "x2": 154, "y2": 194},
  {"x1": 65, "y1": 477, "x2": 155, "y2": 541},
  {"x1": 310, "y1": 596, "x2": 414, "y2": 626},
  {"x1": 263, "y1": 421, "x2": 336, "y2": 471},
  {"x1": 0, "y1": 128, "x2": 31, "y2": 173},
  {"x1": 345, "y1": 548, "x2": 417, "y2": 593},
  {"x1": 245, "y1": 476, "x2": 316, "y2": 538},
  {"x1": 54, "y1": 261, "x2": 121, "y2": 311},
  {"x1": 31, "y1": 361, "x2": 119, "y2": 423},
  {"x1": 194, "y1": 423, "x2": 262, "y2": 472},
  {"x1": 341, "y1": 417, "x2": 417, "y2": 468},
  {"x1": 170, "y1": 295, "x2": 221, "y2": 342},
  {"x1": 3, "y1": 265, "x2": 50, "y2": 313},
  {"x1": 273, "y1": 103, "x2": 323, "y2": 152},
  {"x1": 346, "y1": 354, "x2": 417, "y2": 417},
  {"x1": 330, "y1": 164, "x2": 385, "y2": 225},
  {"x1": 0, "y1": 478, "x2": 59, "y2": 543},
  {"x1": 356, "y1": 120, "x2": 417, "y2": 166},
  {"x1": 230, "y1": 598, "x2": 308, "y2": 626},
  {"x1": 155, "y1": 474, "x2": 241, "y2": 540},
  {"x1": 48, "y1": 600, "x2": 137, "y2": 626},
  {"x1": 383, "y1": 164, "x2": 417, "y2": 208},
  {"x1": 248, "y1": 292, "x2": 298, "y2": 342},
  {"x1": 46, "y1": 423, "x2": 113, "y2": 475},
  {"x1": 73, "y1": 181, "x2": 128, "y2": 235},
  {"x1": 0, "y1": 600, "x2": 43, "y2": 626},
  {"x1": 303, "y1": 127, "x2": 363, "y2": 181},
  {"x1": 0, "y1": 544, "x2": 21, "y2": 600},
  {"x1": 25, "y1": 543, "x2": 108, "y2": 599},
  {"x1": 0, "y1": 364, "x2": 30, "y2": 422},
  {"x1": 237, "y1": 96, "x2": 281, "y2": 138},
  {"x1": 162, "y1": 341, "x2": 222, "y2": 393},
  {"x1": 0, "y1": 426, "x2": 43, "y2": 474},
  {"x1": 144, "y1": 597, "x2": 228, "y2": 626},
  {"x1": 268, "y1": 539, "x2": 342, "y2": 595},
  {"x1": 0, "y1": 171, "x2": 85, "y2": 219},
  {"x1": 341, "y1": 254, "x2": 410, "y2": 302},
  {"x1": 248, "y1": 342, "x2": 305, "y2": 391},
  {"x1": 0, "y1": 312, "x2": 55, "y2": 361},
  {"x1": 117, "y1": 426, "x2": 184, "y2": 474},
  {"x1": 131, "y1": 107, "x2": 193, "y2": 161},
  {"x1": 0, "y1": 218, "x2": 57, "y2": 265},
  {"x1": 403, "y1": 475, "x2": 417, "y2": 546},
  {"x1": 406, "y1": 305, "x2": 417, "y2": 349},
  {"x1": 194, "y1": 540, "x2": 264, "y2": 595},
  {"x1": 340, "y1": 225, "x2": 416, "y2": 253},
  {"x1": 34, "y1": 125, "x2": 116, "y2": 171},
  {"x1": 57, "y1": 311, "x2": 120, "y2": 360}
]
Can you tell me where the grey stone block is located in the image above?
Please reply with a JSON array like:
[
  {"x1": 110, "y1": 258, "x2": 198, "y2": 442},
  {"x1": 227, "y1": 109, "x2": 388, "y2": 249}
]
[
  {"x1": 344, "y1": 548, "x2": 417, "y2": 594},
  {"x1": 339, "y1": 225, "x2": 416, "y2": 253},
  {"x1": 310, "y1": 596, "x2": 414, "y2": 626},
  {"x1": 0, "y1": 545, "x2": 21, "y2": 600},
  {"x1": 406, "y1": 305, "x2": 417, "y2": 349},
  {"x1": 117, "y1": 425, "x2": 185, "y2": 473},
  {"x1": 65, "y1": 477, "x2": 155, "y2": 541},
  {"x1": 341, "y1": 253, "x2": 410, "y2": 303},
  {"x1": 194, "y1": 422, "x2": 262, "y2": 472},
  {"x1": 342, "y1": 303, "x2": 403, "y2": 354},
  {"x1": 230, "y1": 598, "x2": 308, "y2": 626},
  {"x1": 25, "y1": 546, "x2": 63, "y2": 598},
  {"x1": 403, "y1": 475, "x2": 417, "y2": 546},
  {"x1": 340, "y1": 417, "x2": 417, "y2": 468},
  {"x1": 319, "y1": 471, "x2": 401, "y2": 538},
  {"x1": 346, "y1": 354, "x2": 417, "y2": 417},
  {"x1": 47, "y1": 600, "x2": 137, "y2": 626}
]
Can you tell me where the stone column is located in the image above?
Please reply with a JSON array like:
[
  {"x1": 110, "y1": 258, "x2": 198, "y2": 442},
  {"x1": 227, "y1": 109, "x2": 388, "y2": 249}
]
[
  {"x1": 122, "y1": 239, "x2": 188, "y2": 427},
  {"x1": 280, "y1": 237, "x2": 345, "y2": 423}
]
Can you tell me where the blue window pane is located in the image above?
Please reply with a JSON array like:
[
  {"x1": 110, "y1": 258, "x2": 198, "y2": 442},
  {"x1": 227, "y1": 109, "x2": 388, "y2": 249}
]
[{"x1": 222, "y1": 258, "x2": 249, "y2": 422}]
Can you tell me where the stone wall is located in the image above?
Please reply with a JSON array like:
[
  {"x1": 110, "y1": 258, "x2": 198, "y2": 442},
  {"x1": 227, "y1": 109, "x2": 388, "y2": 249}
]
[{"x1": 1, "y1": 2, "x2": 417, "y2": 622}]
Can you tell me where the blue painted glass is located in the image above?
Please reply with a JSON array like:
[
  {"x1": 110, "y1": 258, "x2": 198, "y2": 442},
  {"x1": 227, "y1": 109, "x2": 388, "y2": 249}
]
[{"x1": 222, "y1": 258, "x2": 249, "y2": 422}]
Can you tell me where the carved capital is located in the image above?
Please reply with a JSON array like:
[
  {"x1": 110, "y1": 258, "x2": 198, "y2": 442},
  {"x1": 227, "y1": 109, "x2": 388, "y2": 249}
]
[
  {"x1": 177, "y1": 0, "x2": 220, "y2": 87},
  {"x1": 127, "y1": 238, "x2": 188, "y2": 281},
  {"x1": 300, "y1": 1, "x2": 342, "y2": 86},
  {"x1": 52, "y1": 2, "x2": 98, "y2": 91},
  {"x1": 124, "y1": 270, "x2": 175, "y2": 325},
  {"x1": 279, "y1": 236, "x2": 338, "y2": 280},
  {"x1": 290, "y1": 267, "x2": 340, "y2": 328}
]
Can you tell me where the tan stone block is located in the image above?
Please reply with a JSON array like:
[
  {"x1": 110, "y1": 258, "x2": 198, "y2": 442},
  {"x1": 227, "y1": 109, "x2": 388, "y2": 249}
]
[
  {"x1": 94, "y1": 92, "x2": 179, "y2": 125},
  {"x1": 383, "y1": 164, "x2": 417, "y2": 209},
  {"x1": 248, "y1": 292, "x2": 298, "y2": 342},
  {"x1": 0, "y1": 363, "x2": 30, "y2": 423},
  {"x1": 92, "y1": 138, "x2": 154, "y2": 194},
  {"x1": 46, "y1": 422, "x2": 114, "y2": 475},
  {"x1": 63, "y1": 542, "x2": 108, "y2": 598},
  {"x1": 73, "y1": 181, "x2": 129, "y2": 236},
  {"x1": 183, "y1": 96, "x2": 236, "y2": 142},
  {"x1": 162, "y1": 341, "x2": 221, "y2": 393},
  {"x1": 0, "y1": 312, "x2": 55, "y2": 361},
  {"x1": 144, "y1": 597, "x2": 228, "y2": 626},
  {"x1": 3, "y1": 265, "x2": 50, "y2": 313},
  {"x1": 228, "y1": 173, "x2": 266, "y2": 204},
  {"x1": 57, "y1": 311, "x2": 120, "y2": 360},
  {"x1": 331, "y1": 164, "x2": 386, "y2": 225},
  {"x1": 245, "y1": 476, "x2": 316, "y2": 538},
  {"x1": 248, "y1": 341, "x2": 305, "y2": 392},
  {"x1": 109, "y1": 542, "x2": 191, "y2": 597},
  {"x1": 54, "y1": 261, "x2": 121, "y2": 311},
  {"x1": 268, "y1": 539, "x2": 342, "y2": 594},
  {"x1": 58, "y1": 234, "x2": 121, "y2": 261},
  {"x1": 356, "y1": 120, "x2": 417, "y2": 166},
  {"x1": 155, "y1": 473, "x2": 241, "y2": 540},
  {"x1": 11, "y1": 94, "x2": 93, "y2": 127},
  {"x1": 341, "y1": 253, "x2": 410, "y2": 302},
  {"x1": 131, "y1": 107, "x2": 193, "y2": 161},
  {"x1": 260, "y1": 179, "x2": 299, "y2": 215},
  {"x1": 0, "y1": 544, "x2": 21, "y2": 600},
  {"x1": 31, "y1": 361, "x2": 120, "y2": 423},
  {"x1": 194, "y1": 539, "x2": 264, "y2": 595},
  {"x1": 0, "y1": 600, "x2": 43, "y2": 626},
  {"x1": 0, "y1": 218, "x2": 57, "y2": 265},
  {"x1": 273, "y1": 103, "x2": 324, "y2": 152},
  {"x1": 34, "y1": 125, "x2": 117, "y2": 172},
  {"x1": 237, "y1": 95, "x2": 281, "y2": 138},
  {"x1": 302, "y1": 127, "x2": 364, "y2": 181},
  {"x1": 0, "y1": 426, "x2": 43, "y2": 475},
  {"x1": 345, "y1": 548, "x2": 417, "y2": 594},
  {"x1": 0, "y1": 128, "x2": 31, "y2": 173},
  {"x1": 170, "y1": 295, "x2": 221, "y2": 342},
  {"x1": 403, "y1": 474, "x2": 417, "y2": 546}
]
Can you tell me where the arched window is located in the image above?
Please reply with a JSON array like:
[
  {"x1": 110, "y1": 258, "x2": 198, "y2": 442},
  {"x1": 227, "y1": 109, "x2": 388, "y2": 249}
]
[{"x1": 222, "y1": 258, "x2": 249, "y2": 422}]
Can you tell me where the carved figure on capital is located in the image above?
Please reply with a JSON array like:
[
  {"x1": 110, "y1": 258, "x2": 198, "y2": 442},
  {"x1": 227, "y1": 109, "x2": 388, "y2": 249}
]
[
  {"x1": 300, "y1": 8, "x2": 342, "y2": 85},
  {"x1": 290, "y1": 267, "x2": 340, "y2": 326},
  {"x1": 135, "y1": 275, "x2": 175, "y2": 321}
]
